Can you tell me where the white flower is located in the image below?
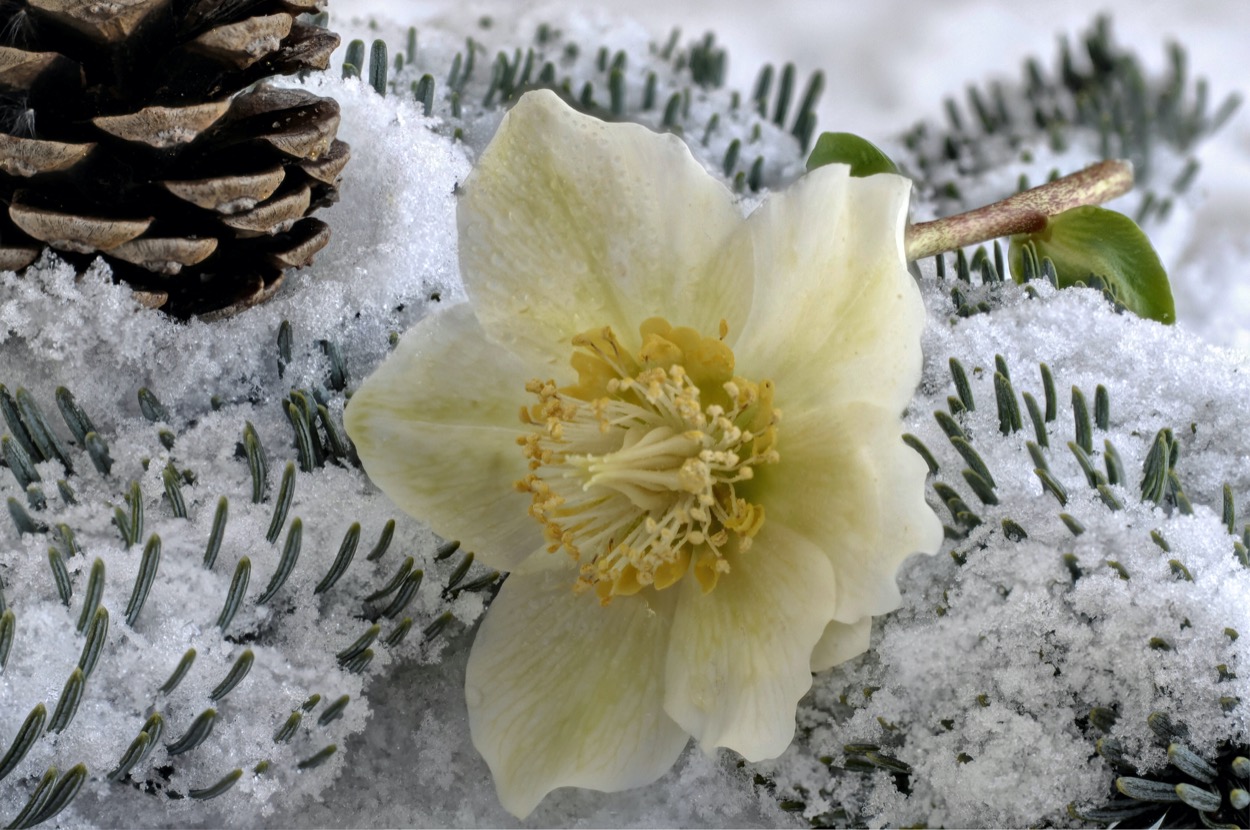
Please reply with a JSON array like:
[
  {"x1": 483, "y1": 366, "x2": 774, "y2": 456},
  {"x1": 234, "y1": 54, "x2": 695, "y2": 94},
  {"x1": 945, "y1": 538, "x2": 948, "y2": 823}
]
[{"x1": 345, "y1": 89, "x2": 941, "y2": 818}]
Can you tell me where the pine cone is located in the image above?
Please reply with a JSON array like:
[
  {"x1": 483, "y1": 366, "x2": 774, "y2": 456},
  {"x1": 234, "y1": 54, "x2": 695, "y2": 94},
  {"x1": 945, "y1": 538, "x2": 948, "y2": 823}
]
[{"x1": 0, "y1": 0, "x2": 350, "y2": 318}]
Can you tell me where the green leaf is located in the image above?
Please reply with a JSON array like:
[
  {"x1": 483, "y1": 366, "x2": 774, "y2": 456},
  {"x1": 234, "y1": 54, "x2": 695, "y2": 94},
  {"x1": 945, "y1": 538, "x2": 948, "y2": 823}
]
[
  {"x1": 1009, "y1": 206, "x2": 1175, "y2": 324},
  {"x1": 806, "y1": 132, "x2": 898, "y2": 177}
]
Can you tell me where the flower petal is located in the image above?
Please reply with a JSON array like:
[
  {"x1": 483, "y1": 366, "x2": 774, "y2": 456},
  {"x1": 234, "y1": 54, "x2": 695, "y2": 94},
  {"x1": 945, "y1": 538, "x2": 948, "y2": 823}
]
[
  {"x1": 734, "y1": 164, "x2": 923, "y2": 414},
  {"x1": 344, "y1": 303, "x2": 540, "y2": 571},
  {"x1": 748, "y1": 400, "x2": 943, "y2": 624},
  {"x1": 458, "y1": 89, "x2": 753, "y2": 370},
  {"x1": 663, "y1": 522, "x2": 836, "y2": 760},
  {"x1": 465, "y1": 567, "x2": 689, "y2": 819},
  {"x1": 810, "y1": 616, "x2": 872, "y2": 673}
]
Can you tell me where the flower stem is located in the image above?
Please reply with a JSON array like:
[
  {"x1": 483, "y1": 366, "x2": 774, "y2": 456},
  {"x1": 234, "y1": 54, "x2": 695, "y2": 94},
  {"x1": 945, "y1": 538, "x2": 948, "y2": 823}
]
[{"x1": 903, "y1": 159, "x2": 1134, "y2": 262}]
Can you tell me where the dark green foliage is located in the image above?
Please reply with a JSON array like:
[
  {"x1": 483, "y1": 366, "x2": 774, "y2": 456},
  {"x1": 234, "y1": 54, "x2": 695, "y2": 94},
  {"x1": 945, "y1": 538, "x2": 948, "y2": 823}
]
[{"x1": 1073, "y1": 710, "x2": 1250, "y2": 828}]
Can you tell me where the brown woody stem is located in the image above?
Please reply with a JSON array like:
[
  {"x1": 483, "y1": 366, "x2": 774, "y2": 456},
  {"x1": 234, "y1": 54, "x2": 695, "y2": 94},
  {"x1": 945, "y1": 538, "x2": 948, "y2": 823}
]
[{"x1": 904, "y1": 159, "x2": 1135, "y2": 261}]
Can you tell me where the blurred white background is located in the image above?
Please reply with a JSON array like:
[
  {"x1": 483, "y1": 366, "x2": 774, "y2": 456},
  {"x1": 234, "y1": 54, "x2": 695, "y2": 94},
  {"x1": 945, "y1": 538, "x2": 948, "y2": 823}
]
[{"x1": 341, "y1": 0, "x2": 1250, "y2": 140}]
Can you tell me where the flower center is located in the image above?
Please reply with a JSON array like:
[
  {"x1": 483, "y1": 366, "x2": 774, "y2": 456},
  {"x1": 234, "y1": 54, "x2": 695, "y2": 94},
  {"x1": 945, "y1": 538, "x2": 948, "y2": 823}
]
[{"x1": 517, "y1": 318, "x2": 780, "y2": 603}]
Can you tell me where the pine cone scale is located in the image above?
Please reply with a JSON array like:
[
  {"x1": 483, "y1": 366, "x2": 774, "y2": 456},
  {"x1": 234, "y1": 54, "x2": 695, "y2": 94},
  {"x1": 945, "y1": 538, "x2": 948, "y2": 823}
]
[
  {"x1": 220, "y1": 183, "x2": 308, "y2": 234},
  {"x1": 0, "y1": 246, "x2": 40, "y2": 270},
  {"x1": 0, "y1": 45, "x2": 71, "y2": 86},
  {"x1": 109, "y1": 236, "x2": 218, "y2": 273},
  {"x1": 92, "y1": 100, "x2": 231, "y2": 148},
  {"x1": 10, "y1": 201, "x2": 150, "y2": 252},
  {"x1": 26, "y1": 0, "x2": 169, "y2": 44},
  {"x1": 162, "y1": 166, "x2": 286, "y2": 213},
  {"x1": 299, "y1": 138, "x2": 348, "y2": 183},
  {"x1": 190, "y1": 13, "x2": 293, "y2": 69},
  {"x1": 262, "y1": 21, "x2": 338, "y2": 72},
  {"x1": 226, "y1": 86, "x2": 340, "y2": 159},
  {"x1": 260, "y1": 118, "x2": 336, "y2": 160},
  {"x1": 267, "y1": 216, "x2": 328, "y2": 268},
  {"x1": 196, "y1": 272, "x2": 281, "y2": 321},
  {"x1": 0, "y1": 134, "x2": 94, "y2": 177}
]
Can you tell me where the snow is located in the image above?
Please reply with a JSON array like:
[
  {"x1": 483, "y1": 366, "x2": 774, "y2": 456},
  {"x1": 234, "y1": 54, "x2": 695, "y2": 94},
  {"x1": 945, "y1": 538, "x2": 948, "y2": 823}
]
[
  {"x1": 1, "y1": 2, "x2": 1248, "y2": 827},
  {"x1": 762, "y1": 281, "x2": 1250, "y2": 826}
]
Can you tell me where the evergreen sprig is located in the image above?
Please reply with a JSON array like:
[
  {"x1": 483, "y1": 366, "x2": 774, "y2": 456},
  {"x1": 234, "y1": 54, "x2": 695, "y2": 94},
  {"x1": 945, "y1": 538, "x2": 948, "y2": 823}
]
[{"x1": 0, "y1": 322, "x2": 487, "y2": 825}]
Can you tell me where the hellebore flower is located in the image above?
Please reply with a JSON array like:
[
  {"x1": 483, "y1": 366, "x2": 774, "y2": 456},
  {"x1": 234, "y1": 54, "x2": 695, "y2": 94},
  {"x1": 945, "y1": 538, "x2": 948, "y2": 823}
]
[{"x1": 345, "y1": 89, "x2": 942, "y2": 818}]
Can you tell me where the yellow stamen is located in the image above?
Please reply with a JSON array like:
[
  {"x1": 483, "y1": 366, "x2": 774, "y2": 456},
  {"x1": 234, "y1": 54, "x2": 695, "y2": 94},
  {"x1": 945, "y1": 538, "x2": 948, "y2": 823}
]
[{"x1": 517, "y1": 319, "x2": 780, "y2": 603}]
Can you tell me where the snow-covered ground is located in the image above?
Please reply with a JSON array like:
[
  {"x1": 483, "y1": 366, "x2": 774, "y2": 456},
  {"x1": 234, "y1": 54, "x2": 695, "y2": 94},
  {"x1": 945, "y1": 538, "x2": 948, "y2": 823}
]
[{"x1": 1, "y1": 2, "x2": 1248, "y2": 828}]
